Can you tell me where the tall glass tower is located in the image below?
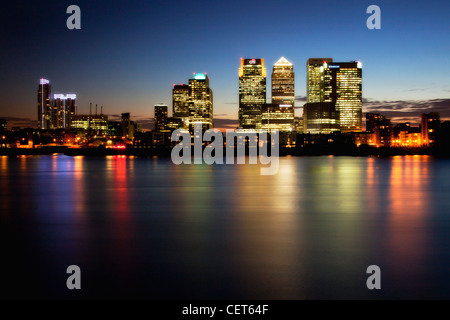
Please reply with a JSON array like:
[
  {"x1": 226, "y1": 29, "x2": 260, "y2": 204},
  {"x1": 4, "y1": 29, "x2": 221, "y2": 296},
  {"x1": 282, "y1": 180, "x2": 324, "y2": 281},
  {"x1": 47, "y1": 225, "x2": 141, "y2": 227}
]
[
  {"x1": 272, "y1": 57, "x2": 295, "y2": 106},
  {"x1": 269, "y1": 57, "x2": 295, "y2": 131},
  {"x1": 37, "y1": 78, "x2": 51, "y2": 129},
  {"x1": 306, "y1": 58, "x2": 333, "y2": 103},
  {"x1": 53, "y1": 94, "x2": 76, "y2": 129},
  {"x1": 187, "y1": 73, "x2": 213, "y2": 132},
  {"x1": 239, "y1": 58, "x2": 266, "y2": 129},
  {"x1": 306, "y1": 59, "x2": 362, "y2": 133},
  {"x1": 323, "y1": 61, "x2": 362, "y2": 133}
]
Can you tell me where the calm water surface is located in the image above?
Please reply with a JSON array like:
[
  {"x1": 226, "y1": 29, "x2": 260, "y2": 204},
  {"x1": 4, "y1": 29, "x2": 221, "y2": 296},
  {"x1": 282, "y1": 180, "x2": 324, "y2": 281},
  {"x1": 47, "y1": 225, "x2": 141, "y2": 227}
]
[{"x1": 1, "y1": 155, "x2": 450, "y2": 299}]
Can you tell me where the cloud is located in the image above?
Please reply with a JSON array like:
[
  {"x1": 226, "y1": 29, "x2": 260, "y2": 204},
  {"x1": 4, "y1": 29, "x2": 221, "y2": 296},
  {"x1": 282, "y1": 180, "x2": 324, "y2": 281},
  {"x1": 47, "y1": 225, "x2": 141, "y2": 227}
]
[
  {"x1": 213, "y1": 118, "x2": 238, "y2": 130},
  {"x1": 363, "y1": 98, "x2": 450, "y2": 124},
  {"x1": 0, "y1": 116, "x2": 36, "y2": 129},
  {"x1": 295, "y1": 96, "x2": 306, "y2": 102}
]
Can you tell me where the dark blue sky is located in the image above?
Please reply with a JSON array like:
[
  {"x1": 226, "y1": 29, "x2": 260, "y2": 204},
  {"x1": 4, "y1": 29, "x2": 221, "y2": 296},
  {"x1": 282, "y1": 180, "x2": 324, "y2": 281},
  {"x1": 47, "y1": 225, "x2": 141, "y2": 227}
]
[{"x1": 0, "y1": 0, "x2": 449, "y2": 127}]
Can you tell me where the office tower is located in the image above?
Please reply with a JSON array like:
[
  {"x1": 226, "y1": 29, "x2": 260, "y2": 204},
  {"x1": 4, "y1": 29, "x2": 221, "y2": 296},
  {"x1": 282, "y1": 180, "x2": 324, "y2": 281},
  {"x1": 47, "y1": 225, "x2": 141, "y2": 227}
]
[
  {"x1": 53, "y1": 94, "x2": 76, "y2": 129},
  {"x1": 260, "y1": 104, "x2": 294, "y2": 132},
  {"x1": 272, "y1": 57, "x2": 295, "y2": 106},
  {"x1": 307, "y1": 59, "x2": 362, "y2": 133},
  {"x1": 307, "y1": 58, "x2": 333, "y2": 103},
  {"x1": 303, "y1": 102, "x2": 340, "y2": 134},
  {"x1": 421, "y1": 112, "x2": 440, "y2": 146},
  {"x1": 154, "y1": 104, "x2": 168, "y2": 132},
  {"x1": 37, "y1": 78, "x2": 52, "y2": 129},
  {"x1": 323, "y1": 61, "x2": 362, "y2": 133},
  {"x1": 172, "y1": 84, "x2": 190, "y2": 120},
  {"x1": 187, "y1": 73, "x2": 213, "y2": 132},
  {"x1": 269, "y1": 57, "x2": 295, "y2": 131},
  {"x1": 239, "y1": 58, "x2": 266, "y2": 129}
]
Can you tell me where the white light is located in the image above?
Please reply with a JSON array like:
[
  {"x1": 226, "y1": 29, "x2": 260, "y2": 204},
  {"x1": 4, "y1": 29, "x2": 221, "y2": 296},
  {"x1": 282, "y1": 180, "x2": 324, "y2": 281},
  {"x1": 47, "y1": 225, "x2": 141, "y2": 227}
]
[
  {"x1": 40, "y1": 79, "x2": 49, "y2": 85},
  {"x1": 357, "y1": 61, "x2": 362, "y2": 69},
  {"x1": 54, "y1": 94, "x2": 77, "y2": 99}
]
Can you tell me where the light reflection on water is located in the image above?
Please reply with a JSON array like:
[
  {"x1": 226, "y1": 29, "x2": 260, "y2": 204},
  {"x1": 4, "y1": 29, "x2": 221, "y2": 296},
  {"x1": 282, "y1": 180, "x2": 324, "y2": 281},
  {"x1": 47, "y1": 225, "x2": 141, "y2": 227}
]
[{"x1": 1, "y1": 155, "x2": 450, "y2": 299}]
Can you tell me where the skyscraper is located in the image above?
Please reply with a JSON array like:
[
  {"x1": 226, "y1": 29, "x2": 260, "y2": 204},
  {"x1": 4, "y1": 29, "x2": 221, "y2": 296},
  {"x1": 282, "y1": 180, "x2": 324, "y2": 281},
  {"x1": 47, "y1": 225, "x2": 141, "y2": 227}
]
[
  {"x1": 53, "y1": 94, "x2": 76, "y2": 129},
  {"x1": 154, "y1": 104, "x2": 168, "y2": 132},
  {"x1": 307, "y1": 58, "x2": 333, "y2": 103},
  {"x1": 269, "y1": 57, "x2": 295, "y2": 132},
  {"x1": 323, "y1": 61, "x2": 362, "y2": 133},
  {"x1": 37, "y1": 78, "x2": 51, "y2": 129},
  {"x1": 272, "y1": 57, "x2": 295, "y2": 106},
  {"x1": 187, "y1": 73, "x2": 213, "y2": 132},
  {"x1": 239, "y1": 58, "x2": 266, "y2": 130},
  {"x1": 172, "y1": 84, "x2": 190, "y2": 121}
]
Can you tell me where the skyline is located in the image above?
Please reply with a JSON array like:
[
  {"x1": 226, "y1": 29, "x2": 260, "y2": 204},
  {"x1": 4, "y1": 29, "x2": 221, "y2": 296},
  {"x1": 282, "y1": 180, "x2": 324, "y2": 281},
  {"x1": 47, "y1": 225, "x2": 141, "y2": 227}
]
[{"x1": 1, "y1": 0, "x2": 449, "y2": 129}]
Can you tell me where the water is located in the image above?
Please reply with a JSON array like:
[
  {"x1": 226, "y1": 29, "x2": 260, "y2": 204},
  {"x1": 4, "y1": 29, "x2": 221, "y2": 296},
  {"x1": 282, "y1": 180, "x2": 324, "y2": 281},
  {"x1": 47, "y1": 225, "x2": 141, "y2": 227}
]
[{"x1": 1, "y1": 155, "x2": 450, "y2": 299}]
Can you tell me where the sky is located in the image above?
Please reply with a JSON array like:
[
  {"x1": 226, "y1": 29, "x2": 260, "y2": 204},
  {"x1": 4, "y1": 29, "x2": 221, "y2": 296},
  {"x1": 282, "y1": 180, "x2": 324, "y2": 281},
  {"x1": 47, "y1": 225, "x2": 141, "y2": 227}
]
[{"x1": 0, "y1": 0, "x2": 449, "y2": 129}]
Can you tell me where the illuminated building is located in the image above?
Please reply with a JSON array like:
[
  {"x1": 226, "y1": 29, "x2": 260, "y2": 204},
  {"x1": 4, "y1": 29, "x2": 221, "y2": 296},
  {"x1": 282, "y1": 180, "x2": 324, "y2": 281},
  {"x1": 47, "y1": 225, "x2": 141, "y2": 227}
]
[
  {"x1": 0, "y1": 119, "x2": 6, "y2": 131},
  {"x1": 37, "y1": 78, "x2": 52, "y2": 129},
  {"x1": 365, "y1": 113, "x2": 393, "y2": 147},
  {"x1": 53, "y1": 94, "x2": 76, "y2": 129},
  {"x1": 323, "y1": 61, "x2": 362, "y2": 133},
  {"x1": 421, "y1": 112, "x2": 440, "y2": 146},
  {"x1": 294, "y1": 117, "x2": 303, "y2": 133},
  {"x1": 366, "y1": 113, "x2": 385, "y2": 132},
  {"x1": 172, "y1": 84, "x2": 190, "y2": 121},
  {"x1": 307, "y1": 58, "x2": 333, "y2": 103},
  {"x1": 394, "y1": 131, "x2": 422, "y2": 147},
  {"x1": 166, "y1": 117, "x2": 183, "y2": 132},
  {"x1": 269, "y1": 57, "x2": 295, "y2": 131},
  {"x1": 261, "y1": 104, "x2": 294, "y2": 132},
  {"x1": 239, "y1": 58, "x2": 266, "y2": 129},
  {"x1": 72, "y1": 114, "x2": 109, "y2": 135},
  {"x1": 354, "y1": 132, "x2": 377, "y2": 146},
  {"x1": 303, "y1": 102, "x2": 340, "y2": 134},
  {"x1": 154, "y1": 104, "x2": 168, "y2": 132},
  {"x1": 272, "y1": 57, "x2": 295, "y2": 106},
  {"x1": 187, "y1": 73, "x2": 213, "y2": 132}
]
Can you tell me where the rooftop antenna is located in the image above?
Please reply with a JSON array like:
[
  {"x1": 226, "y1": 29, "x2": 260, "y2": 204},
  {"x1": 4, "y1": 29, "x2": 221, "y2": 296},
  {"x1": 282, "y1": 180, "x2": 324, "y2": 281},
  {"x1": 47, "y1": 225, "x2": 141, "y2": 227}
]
[{"x1": 101, "y1": 106, "x2": 103, "y2": 115}]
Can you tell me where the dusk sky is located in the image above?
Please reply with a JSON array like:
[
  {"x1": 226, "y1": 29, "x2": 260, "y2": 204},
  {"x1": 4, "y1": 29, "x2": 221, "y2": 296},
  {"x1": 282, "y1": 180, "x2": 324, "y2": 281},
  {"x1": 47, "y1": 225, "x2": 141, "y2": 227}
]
[{"x1": 0, "y1": 0, "x2": 449, "y2": 129}]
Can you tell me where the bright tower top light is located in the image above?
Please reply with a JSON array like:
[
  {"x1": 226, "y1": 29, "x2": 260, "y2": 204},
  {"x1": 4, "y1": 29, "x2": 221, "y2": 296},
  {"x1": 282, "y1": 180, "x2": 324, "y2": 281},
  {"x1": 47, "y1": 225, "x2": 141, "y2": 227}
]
[
  {"x1": 54, "y1": 94, "x2": 76, "y2": 99},
  {"x1": 40, "y1": 79, "x2": 50, "y2": 85},
  {"x1": 193, "y1": 73, "x2": 207, "y2": 80}
]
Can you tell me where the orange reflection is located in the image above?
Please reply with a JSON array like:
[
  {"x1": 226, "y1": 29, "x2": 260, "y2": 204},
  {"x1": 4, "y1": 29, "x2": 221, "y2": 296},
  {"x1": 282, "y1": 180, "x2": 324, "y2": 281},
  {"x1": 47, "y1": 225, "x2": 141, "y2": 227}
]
[
  {"x1": 387, "y1": 156, "x2": 431, "y2": 275},
  {"x1": 73, "y1": 156, "x2": 85, "y2": 217}
]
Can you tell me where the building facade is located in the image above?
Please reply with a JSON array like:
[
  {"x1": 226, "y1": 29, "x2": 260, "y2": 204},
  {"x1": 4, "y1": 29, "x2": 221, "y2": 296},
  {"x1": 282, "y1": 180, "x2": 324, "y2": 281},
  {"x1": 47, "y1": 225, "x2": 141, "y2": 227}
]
[
  {"x1": 307, "y1": 58, "x2": 333, "y2": 103},
  {"x1": 187, "y1": 73, "x2": 213, "y2": 132},
  {"x1": 323, "y1": 61, "x2": 362, "y2": 133},
  {"x1": 306, "y1": 60, "x2": 362, "y2": 133},
  {"x1": 154, "y1": 104, "x2": 168, "y2": 132},
  {"x1": 270, "y1": 57, "x2": 295, "y2": 131},
  {"x1": 421, "y1": 112, "x2": 440, "y2": 146},
  {"x1": 261, "y1": 104, "x2": 295, "y2": 132},
  {"x1": 53, "y1": 94, "x2": 76, "y2": 129},
  {"x1": 303, "y1": 102, "x2": 340, "y2": 134},
  {"x1": 38, "y1": 78, "x2": 52, "y2": 130},
  {"x1": 239, "y1": 58, "x2": 266, "y2": 129},
  {"x1": 172, "y1": 84, "x2": 190, "y2": 127}
]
